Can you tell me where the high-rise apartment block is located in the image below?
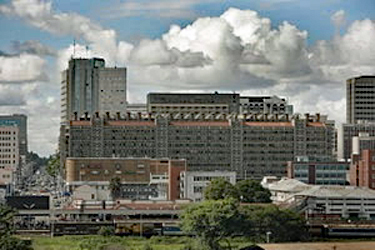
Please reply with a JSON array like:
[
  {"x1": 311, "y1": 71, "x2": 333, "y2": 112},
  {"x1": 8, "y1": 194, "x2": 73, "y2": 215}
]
[
  {"x1": 61, "y1": 58, "x2": 126, "y2": 123},
  {"x1": 62, "y1": 112, "x2": 334, "y2": 180},
  {"x1": 346, "y1": 76, "x2": 375, "y2": 124}
]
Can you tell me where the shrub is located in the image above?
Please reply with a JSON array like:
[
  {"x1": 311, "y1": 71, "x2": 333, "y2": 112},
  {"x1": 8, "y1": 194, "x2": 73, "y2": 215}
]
[{"x1": 98, "y1": 226, "x2": 115, "y2": 236}]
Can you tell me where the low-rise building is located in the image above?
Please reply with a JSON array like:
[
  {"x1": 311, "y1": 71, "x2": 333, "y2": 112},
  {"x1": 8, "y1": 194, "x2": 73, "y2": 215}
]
[
  {"x1": 266, "y1": 177, "x2": 375, "y2": 219},
  {"x1": 297, "y1": 185, "x2": 375, "y2": 220},
  {"x1": 66, "y1": 157, "x2": 186, "y2": 201},
  {"x1": 287, "y1": 156, "x2": 350, "y2": 185},
  {"x1": 266, "y1": 178, "x2": 310, "y2": 204},
  {"x1": 180, "y1": 171, "x2": 236, "y2": 202}
]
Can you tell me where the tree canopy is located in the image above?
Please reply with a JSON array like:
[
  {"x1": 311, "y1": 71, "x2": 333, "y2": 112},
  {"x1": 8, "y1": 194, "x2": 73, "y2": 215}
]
[
  {"x1": 235, "y1": 180, "x2": 271, "y2": 203},
  {"x1": 203, "y1": 178, "x2": 271, "y2": 203},
  {"x1": 0, "y1": 204, "x2": 32, "y2": 250},
  {"x1": 180, "y1": 199, "x2": 239, "y2": 250},
  {"x1": 180, "y1": 199, "x2": 308, "y2": 250},
  {"x1": 203, "y1": 178, "x2": 239, "y2": 201},
  {"x1": 46, "y1": 152, "x2": 60, "y2": 177},
  {"x1": 109, "y1": 176, "x2": 122, "y2": 200}
]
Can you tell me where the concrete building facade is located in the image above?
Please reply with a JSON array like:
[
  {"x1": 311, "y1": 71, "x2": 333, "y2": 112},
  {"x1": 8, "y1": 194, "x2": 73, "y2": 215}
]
[
  {"x1": 0, "y1": 126, "x2": 20, "y2": 187},
  {"x1": 147, "y1": 93, "x2": 240, "y2": 114},
  {"x1": 62, "y1": 112, "x2": 334, "y2": 180},
  {"x1": 346, "y1": 76, "x2": 375, "y2": 124},
  {"x1": 147, "y1": 93, "x2": 294, "y2": 116},
  {"x1": 180, "y1": 171, "x2": 236, "y2": 202},
  {"x1": 0, "y1": 115, "x2": 27, "y2": 156},
  {"x1": 61, "y1": 58, "x2": 126, "y2": 123},
  {"x1": 338, "y1": 122, "x2": 375, "y2": 161}
]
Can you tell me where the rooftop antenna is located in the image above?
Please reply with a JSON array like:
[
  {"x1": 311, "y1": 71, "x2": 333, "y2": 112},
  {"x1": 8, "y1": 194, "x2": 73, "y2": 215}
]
[{"x1": 73, "y1": 39, "x2": 76, "y2": 58}]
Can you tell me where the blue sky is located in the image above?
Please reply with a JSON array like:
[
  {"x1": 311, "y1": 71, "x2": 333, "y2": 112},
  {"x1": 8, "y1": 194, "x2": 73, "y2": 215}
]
[
  {"x1": 1, "y1": 0, "x2": 374, "y2": 52},
  {"x1": 0, "y1": 0, "x2": 374, "y2": 156}
]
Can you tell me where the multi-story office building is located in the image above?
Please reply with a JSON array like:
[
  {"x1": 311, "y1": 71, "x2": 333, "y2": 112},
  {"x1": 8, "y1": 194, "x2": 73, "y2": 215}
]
[
  {"x1": 66, "y1": 157, "x2": 186, "y2": 200},
  {"x1": 62, "y1": 112, "x2": 334, "y2": 180},
  {"x1": 0, "y1": 115, "x2": 27, "y2": 157},
  {"x1": 60, "y1": 58, "x2": 126, "y2": 167},
  {"x1": 346, "y1": 76, "x2": 375, "y2": 124},
  {"x1": 240, "y1": 95, "x2": 293, "y2": 115},
  {"x1": 287, "y1": 156, "x2": 350, "y2": 185},
  {"x1": 147, "y1": 92, "x2": 240, "y2": 114},
  {"x1": 61, "y1": 58, "x2": 126, "y2": 123},
  {"x1": 338, "y1": 122, "x2": 375, "y2": 161},
  {"x1": 180, "y1": 171, "x2": 236, "y2": 202},
  {"x1": 0, "y1": 126, "x2": 19, "y2": 187}
]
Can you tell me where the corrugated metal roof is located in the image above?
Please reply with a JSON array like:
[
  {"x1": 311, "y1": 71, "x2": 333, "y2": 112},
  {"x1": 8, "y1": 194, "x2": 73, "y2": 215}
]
[
  {"x1": 268, "y1": 178, "x2": 309, "y2": 192},
  {"x1": 296, "y1": 185, "x2": 375, "y2": 198}
]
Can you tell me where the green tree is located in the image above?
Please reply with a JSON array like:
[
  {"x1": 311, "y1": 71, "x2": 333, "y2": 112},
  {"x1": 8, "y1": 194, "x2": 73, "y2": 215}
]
[
  {"x1": 46, "y1": 152, "x2": 60, "y2": 177},
  {"x1": 109, "y1": 177, "x2": 122, "y2": 200},
  {"x1": 203, "y1": 178, "x2": 239, "y2": 201},
  {"x1": 180, "y1": 199, "x2": 239, "y2": 250},
  {"x1": 0, "y1": 204, "x2": 16, "y2": 238},
  {"x1": 0, "y1": 204, "x2": 32, "y2": 250},
  {"x1": 98, "y1": 226, "x2": 115, "y2": 236},
  {"x1": 238, "y1": 204, "x2": 308, "y2": 242},
  {"x1": 235, "y1": 180, "x2": 271, "y2": 203}
]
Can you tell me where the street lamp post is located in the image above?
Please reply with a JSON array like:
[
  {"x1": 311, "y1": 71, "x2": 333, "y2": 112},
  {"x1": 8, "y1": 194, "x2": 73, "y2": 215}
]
[{"x1": 266, "y1": 231, "x2": 272, "y2": 243}]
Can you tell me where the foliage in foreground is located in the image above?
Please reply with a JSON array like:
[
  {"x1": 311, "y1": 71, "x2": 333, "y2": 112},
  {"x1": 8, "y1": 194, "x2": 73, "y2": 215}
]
[
  {"x1": 0, "y1": 204, "x2": 33, "y2": 250},
  {"x1": 181, "y1": 199, "x2": 308, "y2": 249}
]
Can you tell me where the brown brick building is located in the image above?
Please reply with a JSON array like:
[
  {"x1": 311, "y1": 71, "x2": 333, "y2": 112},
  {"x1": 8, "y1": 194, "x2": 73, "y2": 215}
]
[
  {"x1": 350, "y1": 150, "x2": 375, "y2": 189},
  {"x1": 66, "y1": 157, "x2": 186, "y2": 200}
]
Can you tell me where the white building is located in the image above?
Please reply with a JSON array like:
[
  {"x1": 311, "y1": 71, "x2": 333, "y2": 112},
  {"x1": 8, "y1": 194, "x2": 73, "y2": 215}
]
[
  {"x1": 266, "y1": 178, "x2": 310, "y2": 204},
  {"x1": 266, "y1": 178, "x2": 375, "y2": 219},
  {"x1": 180, "y1": 171, "x2": 236, "y2": 202},
  {"x1": 72, "y1": 183, "x2": 111, "y2": 201},
  {"x1": 297, "y1": 186, "x2": 375, "y2": 219}
]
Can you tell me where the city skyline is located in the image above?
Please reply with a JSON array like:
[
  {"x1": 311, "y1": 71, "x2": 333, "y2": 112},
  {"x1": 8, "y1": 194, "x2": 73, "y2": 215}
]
[{"x1": 0, "y1": 0, "x2": 375, "y2": 156}]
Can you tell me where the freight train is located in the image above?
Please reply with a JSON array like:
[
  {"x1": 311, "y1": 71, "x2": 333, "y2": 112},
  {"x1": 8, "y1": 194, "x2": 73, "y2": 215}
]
[{"x1": 52, "y1": 221, "x2": 184, "y2": 236}]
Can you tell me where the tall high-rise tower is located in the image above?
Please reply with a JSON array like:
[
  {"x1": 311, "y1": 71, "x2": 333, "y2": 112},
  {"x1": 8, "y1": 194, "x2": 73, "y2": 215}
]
[
  {"x1": 61, "y1": 58, "x2": 127, "y2": 123},
  {"x1": 346, "y1": 76, "x2": 375, "y2": 124},
  {"x1": 60, "y1": 58, "x2": 127, "y2": 168}
]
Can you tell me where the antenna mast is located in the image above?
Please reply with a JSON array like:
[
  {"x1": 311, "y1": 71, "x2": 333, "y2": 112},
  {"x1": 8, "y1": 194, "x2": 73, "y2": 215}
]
[{"x1": 73, "y1": 39, "x2": 76, "y2": 58}]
